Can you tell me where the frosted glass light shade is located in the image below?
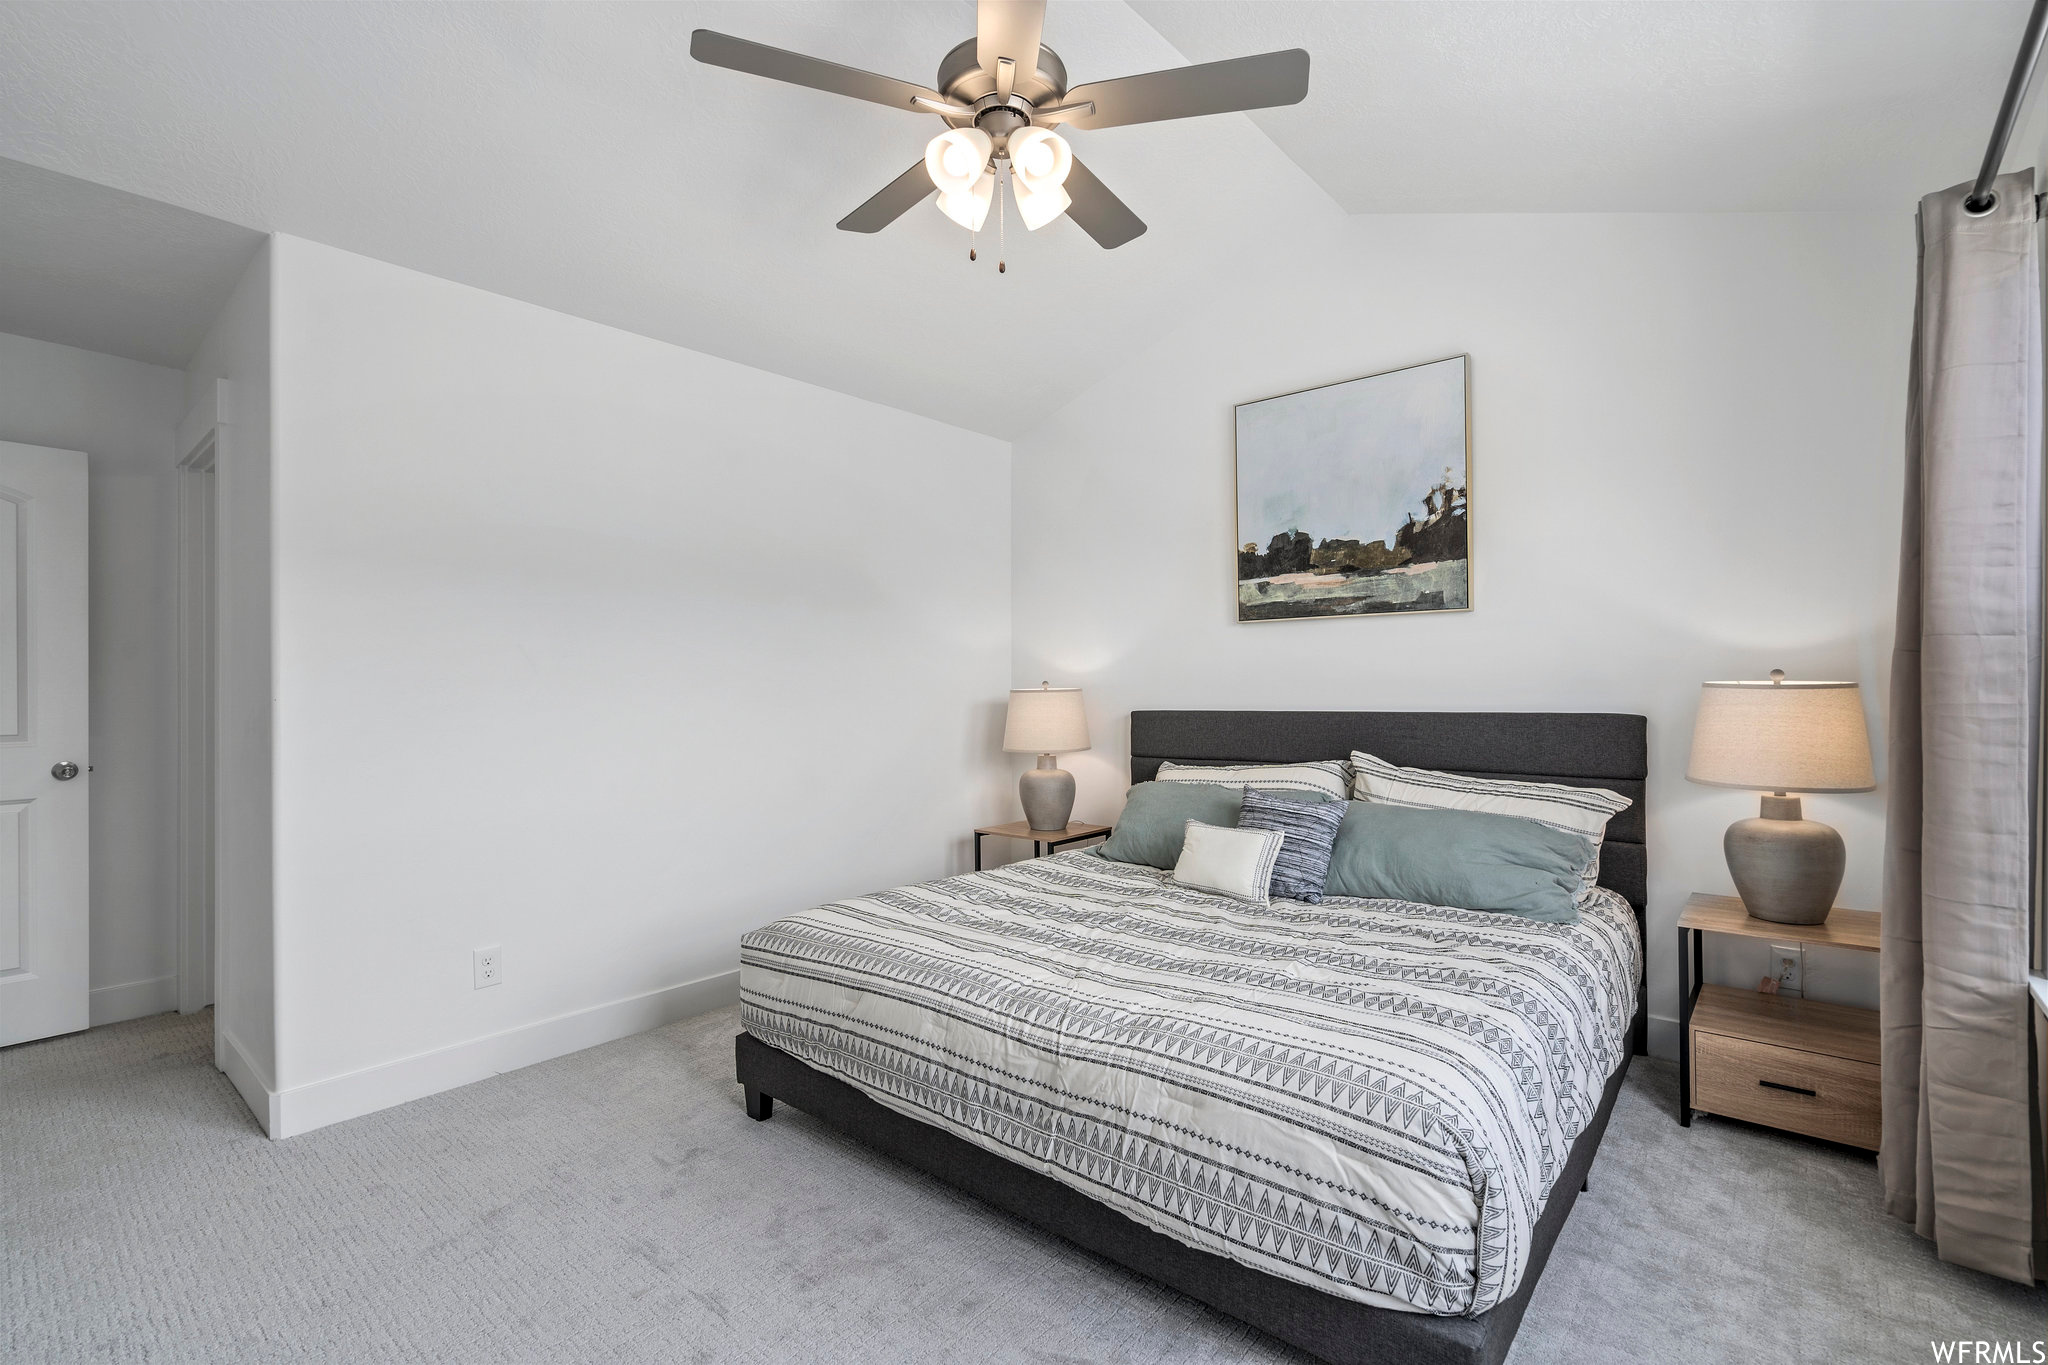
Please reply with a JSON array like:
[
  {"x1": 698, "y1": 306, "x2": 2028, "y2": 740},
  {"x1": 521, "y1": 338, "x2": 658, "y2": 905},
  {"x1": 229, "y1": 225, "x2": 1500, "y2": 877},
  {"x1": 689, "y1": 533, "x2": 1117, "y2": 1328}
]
[
  {"x1": 1013, "y1": 178, "x2": 1071, "y2": 230},
  {"x1": 1008, "y1": 128, "x2": 1072, "y2": 189},
  {"x1": 1686, "y1": 677, "x2": 1875, "y2": 793},
  {"x1": 1003, "y1": 685, "x2": 1089, "y2": 754},
  {"x1": 925, "y1": 128, "x2": 993, "y2": 195},
  {"x1": 937, "y1": 172, "x2": 994, "y2": 231}
]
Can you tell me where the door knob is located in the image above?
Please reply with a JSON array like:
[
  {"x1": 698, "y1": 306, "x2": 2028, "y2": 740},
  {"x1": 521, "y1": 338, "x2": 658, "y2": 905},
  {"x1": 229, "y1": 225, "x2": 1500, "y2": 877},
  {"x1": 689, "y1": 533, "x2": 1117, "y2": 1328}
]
[{"x1": 51, "y1": 762, "x2": 78, "y2": 780}]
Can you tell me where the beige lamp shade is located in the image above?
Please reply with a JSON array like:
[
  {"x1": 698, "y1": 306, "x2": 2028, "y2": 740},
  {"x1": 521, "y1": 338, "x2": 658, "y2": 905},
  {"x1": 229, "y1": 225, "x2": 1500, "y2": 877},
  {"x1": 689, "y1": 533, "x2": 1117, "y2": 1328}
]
[
  {"x1": 1686, "y1": 675, "x2": 1875, "y2": 793},
  {"x1": 1003, "y1": 684, "x2": 1089, "y2": 755}
]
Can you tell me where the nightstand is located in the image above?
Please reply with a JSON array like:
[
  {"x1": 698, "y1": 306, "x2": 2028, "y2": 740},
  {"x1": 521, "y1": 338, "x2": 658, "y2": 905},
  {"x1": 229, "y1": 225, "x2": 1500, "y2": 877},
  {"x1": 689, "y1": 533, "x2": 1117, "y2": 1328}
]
[
  {"x1": 973, "y1": 820, "x2": 1111, "y2": 871},
  {"x1": 1677, "y1": 892, "x2": 1882, "y2": 1149}
]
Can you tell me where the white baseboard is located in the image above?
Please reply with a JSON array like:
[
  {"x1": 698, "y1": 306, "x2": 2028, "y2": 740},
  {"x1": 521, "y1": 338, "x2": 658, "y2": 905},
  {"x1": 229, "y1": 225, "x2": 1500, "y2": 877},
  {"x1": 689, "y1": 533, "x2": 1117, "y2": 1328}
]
[
  {"x1": 89, "y1": 973, "x2": 178, "y2": 1027},
  {"x1": 219, "y1": 1027, "x2": 280, "y2": 1137},
  {"x1": 269, "y1": 969, "x2": 741, "y2": 1140},
  {"x1": 1647, "y1": 1013, "x2": 1680, "y2": 1062}
]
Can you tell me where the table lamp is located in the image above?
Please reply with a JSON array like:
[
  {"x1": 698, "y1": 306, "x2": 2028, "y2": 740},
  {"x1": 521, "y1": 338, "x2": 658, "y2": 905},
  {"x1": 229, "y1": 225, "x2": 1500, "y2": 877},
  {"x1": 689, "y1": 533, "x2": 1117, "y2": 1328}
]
[
  {"x1": 1003, "y1": 683, "x2": 1090, "y2": 833},
  {"x1": 1685, "y1": 669, "x2": 1876, "y2": 924}
]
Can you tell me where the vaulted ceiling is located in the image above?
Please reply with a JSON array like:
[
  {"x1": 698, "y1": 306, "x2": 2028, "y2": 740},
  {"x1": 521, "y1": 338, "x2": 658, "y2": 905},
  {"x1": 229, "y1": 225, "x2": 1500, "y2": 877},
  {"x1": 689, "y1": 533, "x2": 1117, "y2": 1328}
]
[
  {"x1": 0, "y1": 1, "x2": 2027, "y2": 436},
  {"x1": 1138, "y1": 1, "x2": 2030, "y2": 213}
]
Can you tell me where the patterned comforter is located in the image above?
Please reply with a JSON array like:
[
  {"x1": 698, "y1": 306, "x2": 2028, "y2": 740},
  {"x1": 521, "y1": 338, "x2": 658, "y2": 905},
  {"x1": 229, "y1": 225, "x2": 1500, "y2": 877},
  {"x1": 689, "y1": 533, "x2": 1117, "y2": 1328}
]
[{"x1": 738, "y1": 851, "x2": 1639, "y2": 1316}]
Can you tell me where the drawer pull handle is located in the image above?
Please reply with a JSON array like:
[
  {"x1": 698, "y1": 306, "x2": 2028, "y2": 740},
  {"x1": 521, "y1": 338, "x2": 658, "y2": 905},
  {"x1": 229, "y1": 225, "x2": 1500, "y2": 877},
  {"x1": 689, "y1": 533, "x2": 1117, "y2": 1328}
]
[{"x1": 1758, "y1": 1079, "x2": 1817, "y2": 1097}]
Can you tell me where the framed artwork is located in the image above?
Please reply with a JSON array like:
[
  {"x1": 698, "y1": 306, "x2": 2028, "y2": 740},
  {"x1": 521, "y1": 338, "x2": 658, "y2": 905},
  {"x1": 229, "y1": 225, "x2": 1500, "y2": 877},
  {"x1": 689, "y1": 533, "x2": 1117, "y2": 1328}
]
[{"x1": 1234, "y1": 354, "x2": 1470, "y2": 622}]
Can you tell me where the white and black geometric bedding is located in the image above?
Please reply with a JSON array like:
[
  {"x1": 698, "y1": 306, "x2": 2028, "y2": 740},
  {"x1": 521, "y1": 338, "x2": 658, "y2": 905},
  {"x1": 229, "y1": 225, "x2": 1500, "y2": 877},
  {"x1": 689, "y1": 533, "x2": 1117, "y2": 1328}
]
[{"x1": 738, "y1": 851, "x2": 1639, "y2": 1318}]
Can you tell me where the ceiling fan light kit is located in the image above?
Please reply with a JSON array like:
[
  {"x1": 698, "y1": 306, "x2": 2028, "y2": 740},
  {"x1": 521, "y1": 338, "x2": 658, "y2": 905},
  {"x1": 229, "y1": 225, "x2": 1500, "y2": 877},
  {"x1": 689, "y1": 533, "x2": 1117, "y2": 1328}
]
[{"x1": 690, "y1": 1, "x2": 1310, "y2": 260}]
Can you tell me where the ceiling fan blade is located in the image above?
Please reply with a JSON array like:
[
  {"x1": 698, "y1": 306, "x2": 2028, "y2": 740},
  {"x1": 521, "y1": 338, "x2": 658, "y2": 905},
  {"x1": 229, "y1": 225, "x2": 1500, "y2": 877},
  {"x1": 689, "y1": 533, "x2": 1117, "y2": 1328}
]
[
  {"x1": 691, "y1": 30, "x2": 945, "y2": 113},
  {"x1": 837, "y1": 161, "x2": 937, "y2": 234},
  {"x1": 1063, "y1": 49, "x2": 1310, "y2": 130},
  {"x1": 1062, "y1": 156, "x2": 1146, "y2": 249},
  {"x1": 977, "y1": 0, "x2": 1046, "y2": 75}
]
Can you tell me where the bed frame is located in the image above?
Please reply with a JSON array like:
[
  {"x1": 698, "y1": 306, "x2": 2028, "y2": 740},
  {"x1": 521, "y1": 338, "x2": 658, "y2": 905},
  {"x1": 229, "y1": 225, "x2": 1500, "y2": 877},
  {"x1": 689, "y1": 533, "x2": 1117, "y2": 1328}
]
[{"x1": 736, "y1": 709, "x2": 1649, "y2": 1365}]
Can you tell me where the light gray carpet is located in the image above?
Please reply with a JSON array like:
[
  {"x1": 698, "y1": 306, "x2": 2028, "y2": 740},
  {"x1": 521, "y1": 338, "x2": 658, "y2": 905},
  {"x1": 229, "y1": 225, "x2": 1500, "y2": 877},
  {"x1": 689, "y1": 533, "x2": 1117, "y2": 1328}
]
[{"x1": 5, "y1": 1008, "x2": 2041, "y2": 1364}]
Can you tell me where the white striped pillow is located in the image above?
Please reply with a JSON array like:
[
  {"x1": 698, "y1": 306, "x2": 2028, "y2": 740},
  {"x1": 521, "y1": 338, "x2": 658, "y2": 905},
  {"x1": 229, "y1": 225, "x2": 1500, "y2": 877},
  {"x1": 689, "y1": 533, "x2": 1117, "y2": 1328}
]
[
  {"x1": 1155, "y1": 759, "x2": 1348, "y2": 802},
  {"x1": 1348, "y1": 750, "x2": 1631, "y2": 897}
]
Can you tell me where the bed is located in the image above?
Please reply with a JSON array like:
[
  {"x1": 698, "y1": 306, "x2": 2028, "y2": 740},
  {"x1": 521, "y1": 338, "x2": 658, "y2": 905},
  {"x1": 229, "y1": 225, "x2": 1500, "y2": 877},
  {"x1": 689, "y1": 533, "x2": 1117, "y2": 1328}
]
[{"x1": 735, "y1": 710, "x2": 1648, "y2": 1365}]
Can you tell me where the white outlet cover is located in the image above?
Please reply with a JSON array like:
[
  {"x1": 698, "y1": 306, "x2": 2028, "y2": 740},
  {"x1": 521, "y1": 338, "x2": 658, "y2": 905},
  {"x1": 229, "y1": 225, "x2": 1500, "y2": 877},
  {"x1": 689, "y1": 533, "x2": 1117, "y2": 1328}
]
[
  {"x1": 1768, "y1": 943, "x2": 1803, "y2": 998},
  {"x1": 473, "y1": 946, "x2": 503, "y2": 990}
]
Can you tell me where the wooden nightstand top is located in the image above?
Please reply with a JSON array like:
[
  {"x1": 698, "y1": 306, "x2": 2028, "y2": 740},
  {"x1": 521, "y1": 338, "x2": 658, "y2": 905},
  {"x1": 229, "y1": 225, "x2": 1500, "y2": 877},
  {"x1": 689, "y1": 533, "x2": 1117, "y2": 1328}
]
[
  {"x1": 974, "y1": 820, "x2": 1111, "y2": 840},
  {"x1": 1679, "y1": 892, "x2": 1881, "y2": 952}
]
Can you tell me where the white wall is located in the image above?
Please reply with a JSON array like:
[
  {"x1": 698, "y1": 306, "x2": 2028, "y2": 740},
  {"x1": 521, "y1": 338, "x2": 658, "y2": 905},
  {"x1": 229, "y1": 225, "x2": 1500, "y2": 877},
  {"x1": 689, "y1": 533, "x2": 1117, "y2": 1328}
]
[
  {"x1": 263, "y1": 236, "x2": 1011, "y2": 1133},
  {"x1": 0, "y1": 330, "x2": 186, "y2": 1025},
  {"x1": 184, "y1": 241, "x2": 276, "y2": 1116},
  {"x1": 1010, "y1": 210, "x2": 1915, "y2": 1056}
]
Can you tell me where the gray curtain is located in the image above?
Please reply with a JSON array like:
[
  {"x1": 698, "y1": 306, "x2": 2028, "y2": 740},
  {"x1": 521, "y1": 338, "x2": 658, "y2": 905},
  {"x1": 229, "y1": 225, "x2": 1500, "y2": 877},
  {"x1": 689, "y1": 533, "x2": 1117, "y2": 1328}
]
[{"x1": 1882, "y1": 169, "x2": 2042, "y2": 1285}]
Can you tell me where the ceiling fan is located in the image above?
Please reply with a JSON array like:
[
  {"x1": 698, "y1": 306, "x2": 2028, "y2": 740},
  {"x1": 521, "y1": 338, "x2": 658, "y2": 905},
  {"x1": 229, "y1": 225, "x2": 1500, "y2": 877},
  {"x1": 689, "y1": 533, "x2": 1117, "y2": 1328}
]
[{"x1": 690, "y1": 0, "x2": 1310, "y2": 253}]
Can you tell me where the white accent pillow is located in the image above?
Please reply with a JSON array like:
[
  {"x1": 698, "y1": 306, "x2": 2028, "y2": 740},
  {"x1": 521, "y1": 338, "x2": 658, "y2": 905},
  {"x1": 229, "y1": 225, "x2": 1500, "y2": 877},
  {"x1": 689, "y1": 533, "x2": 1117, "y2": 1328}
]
[
  {"x1": 1155, "y1": 759, "x2": 1348, "y2": 802},
  {"x1": 1171, "y1": 821, "x2": 1286, "y2": 904},
  {"x1": 1349, "y1": 750, "x2": 1632, "y2": 898}
]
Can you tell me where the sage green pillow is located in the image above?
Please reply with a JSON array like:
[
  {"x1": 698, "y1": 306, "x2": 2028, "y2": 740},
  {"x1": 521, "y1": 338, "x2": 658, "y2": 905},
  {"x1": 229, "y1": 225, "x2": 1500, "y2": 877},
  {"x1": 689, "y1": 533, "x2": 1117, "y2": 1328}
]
[
  {"x1": 1324, "y1": 801, "x2": 1596, "y2": 923},
  {"x1": 1100, "y1": 782, "x2": 1244, "y2": 870}
]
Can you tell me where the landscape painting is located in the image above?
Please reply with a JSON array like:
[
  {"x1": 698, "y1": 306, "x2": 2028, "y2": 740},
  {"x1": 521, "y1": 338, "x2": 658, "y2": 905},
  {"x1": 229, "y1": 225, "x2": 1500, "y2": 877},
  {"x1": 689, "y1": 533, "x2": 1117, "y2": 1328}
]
[{"x1": 1235, "y1": 355, "x2": 1470, "y2": 622}]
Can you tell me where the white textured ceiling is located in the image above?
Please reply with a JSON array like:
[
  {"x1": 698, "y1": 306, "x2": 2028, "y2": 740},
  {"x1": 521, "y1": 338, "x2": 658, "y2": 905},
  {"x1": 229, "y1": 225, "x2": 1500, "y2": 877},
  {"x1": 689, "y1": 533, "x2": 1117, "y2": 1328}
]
[
  {"x1": 0, "y1": 1, "x2": 2027, "y2": 432},
  {"x1": 1135, "y1": 0, "x2": 2030, "y2": 213},
  {"x1": 0, "y1": 1, "x2": 1336, "y2": 436}
]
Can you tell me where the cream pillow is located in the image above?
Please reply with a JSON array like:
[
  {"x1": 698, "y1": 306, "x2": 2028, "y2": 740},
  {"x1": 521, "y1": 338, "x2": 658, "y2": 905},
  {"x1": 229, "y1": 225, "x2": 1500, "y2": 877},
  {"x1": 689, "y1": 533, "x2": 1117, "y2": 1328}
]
[{"x1": 1170, "y1": 821, "x2": 1285, "y2": 904}]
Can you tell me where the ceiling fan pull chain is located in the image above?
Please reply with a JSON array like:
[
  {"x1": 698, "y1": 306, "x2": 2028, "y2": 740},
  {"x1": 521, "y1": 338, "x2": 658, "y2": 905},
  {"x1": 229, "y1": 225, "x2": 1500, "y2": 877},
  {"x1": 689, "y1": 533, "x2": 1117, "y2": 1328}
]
[{"x1": 998, "y1": 165, "x2": 1008, "y2": 274}]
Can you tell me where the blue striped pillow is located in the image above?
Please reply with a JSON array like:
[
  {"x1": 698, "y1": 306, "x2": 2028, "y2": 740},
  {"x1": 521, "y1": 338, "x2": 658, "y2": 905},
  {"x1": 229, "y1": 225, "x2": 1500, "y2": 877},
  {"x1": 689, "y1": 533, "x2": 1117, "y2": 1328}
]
[{"x1": 1236, "y1": 787, "x2": 1346, "y2": 904}]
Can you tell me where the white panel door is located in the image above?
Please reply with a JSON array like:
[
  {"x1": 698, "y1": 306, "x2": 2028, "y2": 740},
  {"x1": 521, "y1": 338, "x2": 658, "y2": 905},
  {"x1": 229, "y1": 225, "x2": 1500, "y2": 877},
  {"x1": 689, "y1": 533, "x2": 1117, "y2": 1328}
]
[{"x1": 0, "y1": 441, "x2": 88, "y2": 1047}]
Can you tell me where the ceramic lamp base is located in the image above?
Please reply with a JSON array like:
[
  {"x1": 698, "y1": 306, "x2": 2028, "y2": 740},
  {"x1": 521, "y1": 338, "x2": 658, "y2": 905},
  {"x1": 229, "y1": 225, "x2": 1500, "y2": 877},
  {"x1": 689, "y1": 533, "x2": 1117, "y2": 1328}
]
[
  {"x1": 1725, "y1": 794, "x2": 1845, "y2": 925},
  {"x1": 1019, "y1": 756, "x2": 1076, "y2": 833}
]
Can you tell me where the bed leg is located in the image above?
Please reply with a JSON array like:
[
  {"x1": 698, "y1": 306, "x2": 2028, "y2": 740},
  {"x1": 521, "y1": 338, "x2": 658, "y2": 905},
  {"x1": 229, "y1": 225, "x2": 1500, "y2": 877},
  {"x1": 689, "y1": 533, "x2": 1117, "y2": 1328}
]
[
  {"x1": 1581, "y1": 1176, "x2": 1589, "y2": 1192},
  {"x1": 745, "y1": 1086, "x2": 774, "y2": 1122}
]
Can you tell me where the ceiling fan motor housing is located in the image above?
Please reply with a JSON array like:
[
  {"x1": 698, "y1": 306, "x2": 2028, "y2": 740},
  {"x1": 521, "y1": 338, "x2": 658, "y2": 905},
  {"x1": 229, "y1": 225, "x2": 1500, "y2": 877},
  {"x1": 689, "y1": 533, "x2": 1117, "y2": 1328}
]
[{"x1": 937, "y1": 38, "x2": 1067, "y2": 154}]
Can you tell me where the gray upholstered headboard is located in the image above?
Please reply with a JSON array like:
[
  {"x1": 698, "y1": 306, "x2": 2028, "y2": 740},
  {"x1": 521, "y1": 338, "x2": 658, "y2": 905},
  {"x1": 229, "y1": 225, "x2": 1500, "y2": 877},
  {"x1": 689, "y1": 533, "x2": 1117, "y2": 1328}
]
[
  {"x1": 1130, "y1": 709, "x2": 1649, "y2": 1054},
  {"x1": 1129, "y1": 709, "x2": 1646, "y2": 912}
]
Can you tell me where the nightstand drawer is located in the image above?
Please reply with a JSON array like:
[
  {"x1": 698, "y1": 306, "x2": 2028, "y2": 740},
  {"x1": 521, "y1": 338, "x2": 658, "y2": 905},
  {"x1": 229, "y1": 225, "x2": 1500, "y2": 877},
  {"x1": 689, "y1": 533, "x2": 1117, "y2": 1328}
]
[{"x1": 1691, "y1": 1030, "x2": 1880, "y2": 1150}]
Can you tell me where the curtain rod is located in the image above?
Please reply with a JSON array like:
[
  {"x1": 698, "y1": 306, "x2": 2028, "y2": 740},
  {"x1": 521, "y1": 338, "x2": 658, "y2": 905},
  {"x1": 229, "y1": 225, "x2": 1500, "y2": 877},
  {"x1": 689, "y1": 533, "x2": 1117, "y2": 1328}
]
[{"x1": 1966, "y1": 0, "x2": 2048, "y2": 214}]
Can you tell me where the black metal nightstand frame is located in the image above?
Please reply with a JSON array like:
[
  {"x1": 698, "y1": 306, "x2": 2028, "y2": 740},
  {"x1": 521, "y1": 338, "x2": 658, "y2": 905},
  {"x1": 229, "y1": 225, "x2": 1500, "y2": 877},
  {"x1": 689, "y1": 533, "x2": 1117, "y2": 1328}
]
[{"x1": 1677, "y1": 921, "x2": 1704, "y2": 1126}]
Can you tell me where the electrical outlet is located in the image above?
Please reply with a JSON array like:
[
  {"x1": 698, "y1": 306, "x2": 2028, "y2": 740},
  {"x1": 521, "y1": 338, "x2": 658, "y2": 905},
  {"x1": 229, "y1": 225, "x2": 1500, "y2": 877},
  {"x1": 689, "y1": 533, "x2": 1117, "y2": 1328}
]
[
  {"x1": 1768, "y1": 943, "x2": 1803, "y2": 998},
  {"x1": 473, "y1": 946, "x2": 503, "y2": 990}
]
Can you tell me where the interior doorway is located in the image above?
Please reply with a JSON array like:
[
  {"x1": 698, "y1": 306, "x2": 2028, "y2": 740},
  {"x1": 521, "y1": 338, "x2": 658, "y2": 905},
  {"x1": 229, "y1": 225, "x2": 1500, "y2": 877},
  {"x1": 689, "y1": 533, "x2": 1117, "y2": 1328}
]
[{"x1": 176, "y1": 419, "x2": 217, "y2": 1016}]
